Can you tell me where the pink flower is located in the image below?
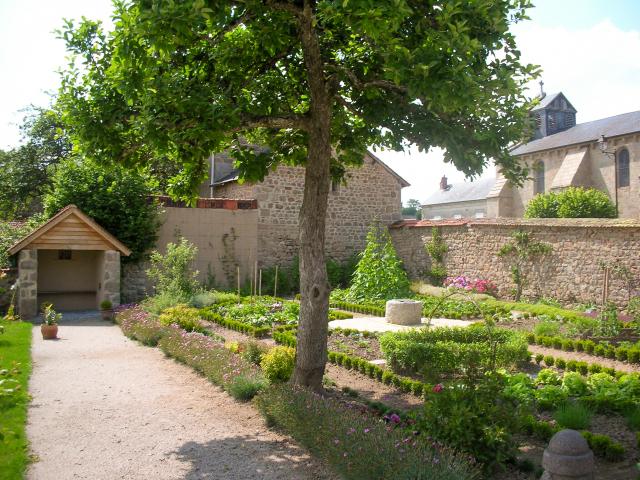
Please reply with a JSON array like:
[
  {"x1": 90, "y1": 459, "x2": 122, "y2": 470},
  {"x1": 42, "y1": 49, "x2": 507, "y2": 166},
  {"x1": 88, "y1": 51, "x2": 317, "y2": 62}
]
[
  {"x1": 432, "y1": 384, "x2": 443, "y2": 393},
  {"x1": 389, "y1": 413, "x2": 401, "y2": 424}
]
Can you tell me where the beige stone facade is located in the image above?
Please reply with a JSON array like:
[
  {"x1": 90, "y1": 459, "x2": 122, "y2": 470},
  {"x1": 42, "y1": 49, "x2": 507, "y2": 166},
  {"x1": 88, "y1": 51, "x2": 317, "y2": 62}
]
[
  {"x1": 213, "y1": 152, "x2": 407, "y2": 266},
  {"x1": 390, "y1": 218, "x2": 640, "y2": 307},
  {"x1": 498, "y1": 132, "x2": 640, "y2": 218}
]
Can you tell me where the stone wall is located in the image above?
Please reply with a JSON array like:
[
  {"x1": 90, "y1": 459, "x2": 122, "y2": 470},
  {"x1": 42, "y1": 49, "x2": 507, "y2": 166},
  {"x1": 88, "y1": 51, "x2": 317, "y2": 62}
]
[
  {"x1": 17, "y1": 249, "x2": 38, "y2": 318},
  {"x1": 122, "y1": 200, "x2": 259, "y2": 302},
  {"x1": 390, "y1": 218, "x2": 640, "y2": 306}
]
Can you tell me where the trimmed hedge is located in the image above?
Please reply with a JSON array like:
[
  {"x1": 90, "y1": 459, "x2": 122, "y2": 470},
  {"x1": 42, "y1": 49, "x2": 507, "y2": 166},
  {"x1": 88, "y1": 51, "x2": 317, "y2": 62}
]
[
  {"x1": 199, "y1": 309, "x2": 270, "y2": 337},
  {"x1": 536, "y1": 352, "x2": 622, "y2": 378},
  {"x1": 330, "y1": 300, "x2": 385, "y2": 317},
  {"x1": 522, "y1": 416, "x2": 625, "y2": 461},
  {"x1": 380, "y1": 325, "x2": 529, "y2": 377},
  {"x1": 273, "y1": 329, "x2": 432, "y2": 398},
  {"x1": 529, "y1": 333, "x2": 640, "y2": 365}
]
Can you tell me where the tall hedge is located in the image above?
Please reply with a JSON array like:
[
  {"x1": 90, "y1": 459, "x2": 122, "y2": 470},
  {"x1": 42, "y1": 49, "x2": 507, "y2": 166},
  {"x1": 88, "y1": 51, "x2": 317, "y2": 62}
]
[
  {"x1": 525, "y1": 187, "x2": 616, "y2": 219},
  {"x1": 44, "y1": 159, "x2": 160, "y2": 262}
]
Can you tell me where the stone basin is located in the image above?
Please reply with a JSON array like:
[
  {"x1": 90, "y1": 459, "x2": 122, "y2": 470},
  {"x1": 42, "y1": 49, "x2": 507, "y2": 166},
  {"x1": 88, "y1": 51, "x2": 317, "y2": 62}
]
[{"x1": 385, "y1": 299, "x2": 423, "y2": 326}]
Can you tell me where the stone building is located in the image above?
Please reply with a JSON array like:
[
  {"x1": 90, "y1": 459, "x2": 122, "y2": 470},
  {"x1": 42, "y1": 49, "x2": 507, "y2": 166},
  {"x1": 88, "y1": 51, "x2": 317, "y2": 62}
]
[
  {"x1": 422, "y1": 92, "x2": 640, "y2": 219},
  {"x1": 422, "y1": 175, "x2": 494, "y2": 219},
  {"x1": 207, "y1": 150, "x2": 409, "y2": 266},
  {"x1": 9, "y1": 205, "x2": 130, "y2": 317}
]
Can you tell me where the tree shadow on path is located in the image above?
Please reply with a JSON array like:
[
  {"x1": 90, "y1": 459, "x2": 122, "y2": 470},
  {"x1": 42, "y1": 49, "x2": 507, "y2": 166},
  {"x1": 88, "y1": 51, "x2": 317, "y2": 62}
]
[{"x1": 169, "y1": 434, "x2": 335, "y2": 480}]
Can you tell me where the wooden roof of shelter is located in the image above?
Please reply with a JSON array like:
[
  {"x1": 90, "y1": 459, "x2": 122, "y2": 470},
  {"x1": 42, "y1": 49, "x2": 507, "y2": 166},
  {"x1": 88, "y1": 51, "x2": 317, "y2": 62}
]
[{"x1": 8, "y1": 205, "x2": 131, "y2": 256}]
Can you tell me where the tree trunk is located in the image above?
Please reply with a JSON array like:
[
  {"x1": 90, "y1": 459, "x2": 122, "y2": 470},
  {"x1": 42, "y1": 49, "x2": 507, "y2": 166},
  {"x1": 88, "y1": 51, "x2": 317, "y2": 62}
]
[{"x1": 291, "y1": 1, "x2": 332, "y2": 390}]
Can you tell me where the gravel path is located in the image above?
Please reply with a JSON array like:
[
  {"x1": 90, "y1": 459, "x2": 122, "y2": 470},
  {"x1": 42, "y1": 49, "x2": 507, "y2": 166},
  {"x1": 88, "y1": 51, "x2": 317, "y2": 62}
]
[{"x1": 27, "y1": 316, "x2": 332, "y2": 480}]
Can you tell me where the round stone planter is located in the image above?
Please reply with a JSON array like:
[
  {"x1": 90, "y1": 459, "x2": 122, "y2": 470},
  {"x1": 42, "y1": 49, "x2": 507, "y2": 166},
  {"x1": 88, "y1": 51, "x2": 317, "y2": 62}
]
[{"x1": 385, "y1": 299, "x2": 423, "y2": 326}]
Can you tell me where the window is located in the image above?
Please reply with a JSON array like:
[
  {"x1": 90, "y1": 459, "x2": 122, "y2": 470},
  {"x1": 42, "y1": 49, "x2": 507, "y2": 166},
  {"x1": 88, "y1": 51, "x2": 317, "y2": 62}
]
[
  {"x1": 432, "y1": 215, "x2": 442, "y2": 220},
  {"x1": 58, "y1": 250, "x2": 72, "y2": 260},
  {"x1": 617, "y1": 148, "x2": 630, "y2": 188},
  {"x1": 475, "y1": 211, "x2": 485, "y2": 218},
  {"x1": 534, "y1": 161, "x2": 545, "y2": 194},
  {"x1": 453, "y1": 214, "x2": 462, "y2": 219}
]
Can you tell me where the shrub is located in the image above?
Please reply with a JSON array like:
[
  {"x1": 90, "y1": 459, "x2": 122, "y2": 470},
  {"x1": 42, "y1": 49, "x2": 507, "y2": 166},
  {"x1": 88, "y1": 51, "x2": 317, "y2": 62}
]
[
  {"x1": 255, "y1": 384, "x2": 479, "y2": 480},
  {"x1": 624, "y1": 406, "x2": 640, "y2": 430},
  {"x1": 227, "y1": 375, "x2": 266, "y2": 401},
  {"x1": 261, "y1": 346, "x2": 296, "y2": 383},
  {"x1": 561, "y1": 339, "x2": 575, "y2": 351},
  {"x1": 348, "y1": 223, "x2": 410, "y2": 301},
  {"x1": 416, "y1": 373, "x2": 525, "y2": 471},
  {"x1": 44, "y1": 159, "x2": 159, "y2": 261},
  {"x1": 524, "y1": 187, "x2": 616, "y2": 219},
  {"x1": 543, "y1": 355, "x2": 554, "y2": 367},
  {"x1": 158, "y1": 305, "x2": 206, "y2": 334},
  {"x1": 534, "y1": 353, "x2": 544, "y2": 365},
  {"x1": 583, "y1": 340, "x2": 596, "y2": 354},
  {"x1": 555, "y1": 358, "x2": 566, "y2": 370},
  {"x1": 553, "y1": 402, "x2": 592, "y2": 430},
  {"x1": 379, "y1": 325, "x2": 529, "y2": 380},
  {"x1": 566, "y1": 360, "x2": 577, "y2": 372},
  {"x1": 147, "y1": 237, "x2": 200, "y2": 301},
  {"x1": 241, "y1": 341, "x2": 268, "y2": 366}
]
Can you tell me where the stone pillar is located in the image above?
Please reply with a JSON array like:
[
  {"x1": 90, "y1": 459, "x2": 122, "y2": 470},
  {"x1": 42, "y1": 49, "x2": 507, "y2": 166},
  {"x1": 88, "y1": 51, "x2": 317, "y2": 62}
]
[
  {"x1": 541, "y1": 429, "x2": 594, "y2": 480},
  {"x1": 17, "y1": 249, "x2": 38, "y2": 319},
  {"x1": 100, "y1": 250, "x2": 121, "y2": 307}
]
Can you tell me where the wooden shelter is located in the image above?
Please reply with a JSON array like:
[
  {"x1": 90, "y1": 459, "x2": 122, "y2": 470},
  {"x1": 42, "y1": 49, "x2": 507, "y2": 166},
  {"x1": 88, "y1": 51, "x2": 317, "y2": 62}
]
[{"x1": 9, "y1": 205, "x2": 130, "y2": 317}]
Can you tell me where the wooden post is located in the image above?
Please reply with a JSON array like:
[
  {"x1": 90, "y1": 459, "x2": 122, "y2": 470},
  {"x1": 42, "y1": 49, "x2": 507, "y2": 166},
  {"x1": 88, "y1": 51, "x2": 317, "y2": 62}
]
[
  {"x1": 254, "y1": 261, "x2": 258, "y2": 297},
  {"x1": 274, "y1": 265, "x2": 279, "y2": 299},
  {"x1": 259, "y1": 269, "x2": 262, "y2": 297}
]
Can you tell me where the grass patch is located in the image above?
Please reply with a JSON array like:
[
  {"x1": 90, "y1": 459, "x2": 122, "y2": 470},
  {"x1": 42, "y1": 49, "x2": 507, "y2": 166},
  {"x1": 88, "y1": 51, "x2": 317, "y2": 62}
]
[
  {"x1": 553, "y1": 402, "x2": 592, "y2": 430},
  {"x1": 0, "y1": 321, "x2": 32, "y2": 480}
]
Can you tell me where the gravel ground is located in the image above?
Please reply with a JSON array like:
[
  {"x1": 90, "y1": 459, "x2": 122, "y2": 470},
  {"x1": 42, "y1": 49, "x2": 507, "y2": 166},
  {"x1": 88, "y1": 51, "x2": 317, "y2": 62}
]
[{"x1": 27, "y1": 316, "x2": 332, "y2": 480}]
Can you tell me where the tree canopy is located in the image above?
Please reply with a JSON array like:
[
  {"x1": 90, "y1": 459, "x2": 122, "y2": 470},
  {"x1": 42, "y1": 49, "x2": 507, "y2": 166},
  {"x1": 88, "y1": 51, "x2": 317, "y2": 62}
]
[
  {"x1": 0, "y1": 107, "x2": 71, "y2": 219},
  {"x1": 44, "y1": 159, "x2": 160, "y2": 262},
  {"x1": 58, "y1": 0, "x2": 538, "y2": 388}
]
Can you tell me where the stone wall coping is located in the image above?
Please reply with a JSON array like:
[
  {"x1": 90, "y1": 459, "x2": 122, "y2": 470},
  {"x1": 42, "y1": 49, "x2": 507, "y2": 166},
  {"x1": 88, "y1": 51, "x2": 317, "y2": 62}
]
[
  {"x1": 155, "y1": 195, "x2": 258, "y2": 210},
  {"x1": 390, "y1": 217, "x2": 640, "y2": 229}
]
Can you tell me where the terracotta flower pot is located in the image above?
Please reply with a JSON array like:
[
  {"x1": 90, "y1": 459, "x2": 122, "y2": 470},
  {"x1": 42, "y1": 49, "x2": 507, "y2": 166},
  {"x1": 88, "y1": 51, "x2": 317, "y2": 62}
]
[
  {"x1": 101, "y1": 309, "x2": 114, "y2": 321},
  {"x1": 41, "y1": 324, "x2": 58, "y2": 340}
]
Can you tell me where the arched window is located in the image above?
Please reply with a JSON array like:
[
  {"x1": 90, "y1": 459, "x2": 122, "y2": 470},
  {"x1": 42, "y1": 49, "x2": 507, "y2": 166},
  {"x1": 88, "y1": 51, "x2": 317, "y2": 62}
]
[
  {"x1": 534, "y1": 161, "x2": 545, "y2": 194},
  {"x1": 617, "y1": 148, "x2": 630, "y2": 188}
]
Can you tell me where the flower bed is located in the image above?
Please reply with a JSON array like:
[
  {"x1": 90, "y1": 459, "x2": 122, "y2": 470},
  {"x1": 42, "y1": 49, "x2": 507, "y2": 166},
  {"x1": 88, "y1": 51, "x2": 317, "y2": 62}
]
[
  {"x1": 255, "y1": 384, "x2": 479, "y2": 480},
  {"x1": 379, "y1": 325, "x2": 529, "y2": 379}
]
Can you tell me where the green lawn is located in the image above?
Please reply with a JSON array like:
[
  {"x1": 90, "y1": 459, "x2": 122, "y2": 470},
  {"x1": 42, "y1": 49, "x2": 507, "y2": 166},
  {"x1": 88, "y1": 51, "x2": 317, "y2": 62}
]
[{"x1": 0, "y1": 322, "x2": 32, "y2": 480}]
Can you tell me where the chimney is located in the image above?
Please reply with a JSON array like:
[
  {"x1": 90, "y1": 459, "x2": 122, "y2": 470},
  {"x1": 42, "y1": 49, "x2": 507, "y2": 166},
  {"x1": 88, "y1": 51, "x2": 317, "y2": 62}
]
[{"x1": 440, "y1": 175, "x2": 449, "y2": 190}]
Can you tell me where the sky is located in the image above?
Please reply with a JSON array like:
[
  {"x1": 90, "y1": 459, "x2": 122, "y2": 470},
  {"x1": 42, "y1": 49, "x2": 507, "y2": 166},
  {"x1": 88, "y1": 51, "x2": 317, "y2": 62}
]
[{"x1": 1, "y1": 0, "x2": 639, "y2": 203}]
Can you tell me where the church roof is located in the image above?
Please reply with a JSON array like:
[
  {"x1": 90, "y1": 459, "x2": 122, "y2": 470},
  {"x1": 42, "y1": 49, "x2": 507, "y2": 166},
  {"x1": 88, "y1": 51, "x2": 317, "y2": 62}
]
[
  {"x1": 511, "y1": 110, "x2": 640, "y2": 156},
  {"x1": 423, "y1": 177, "x2": 495, "y2": 206}
]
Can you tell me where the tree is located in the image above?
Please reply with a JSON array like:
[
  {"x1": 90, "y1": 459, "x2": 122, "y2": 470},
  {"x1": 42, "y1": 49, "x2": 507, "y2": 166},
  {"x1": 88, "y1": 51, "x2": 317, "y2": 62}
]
[
  {"x1": 524, "y1": 187, "x2": 616, "y2": 219},
  {"x1": 44, "y1": 159, "x2": 160, "y2": 262},
  {"x1": 402, "y1": 198, "x2": 422, "y2": 220},
  {"x1": 497, "y1": 230, "x2": 552, "y2": 301},
  {"x1": 0, "y1": 107, "x2": 71, "y2": 219},
  {"x1": 58, "y1": 1, "x2": 537, "y2": 389}
]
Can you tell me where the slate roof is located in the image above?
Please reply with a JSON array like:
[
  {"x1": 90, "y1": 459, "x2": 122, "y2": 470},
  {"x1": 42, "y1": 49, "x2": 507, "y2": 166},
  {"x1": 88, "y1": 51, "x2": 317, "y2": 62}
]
[
  {"x1": 511, "y1": 110, "x2": 640, "y2": 156},
  {"x1": 422, "y1": 177, "x2": 495, "y2": 206},
  {"x1": 531, "y1": 92, "x2": 561, "y2": 111}
]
